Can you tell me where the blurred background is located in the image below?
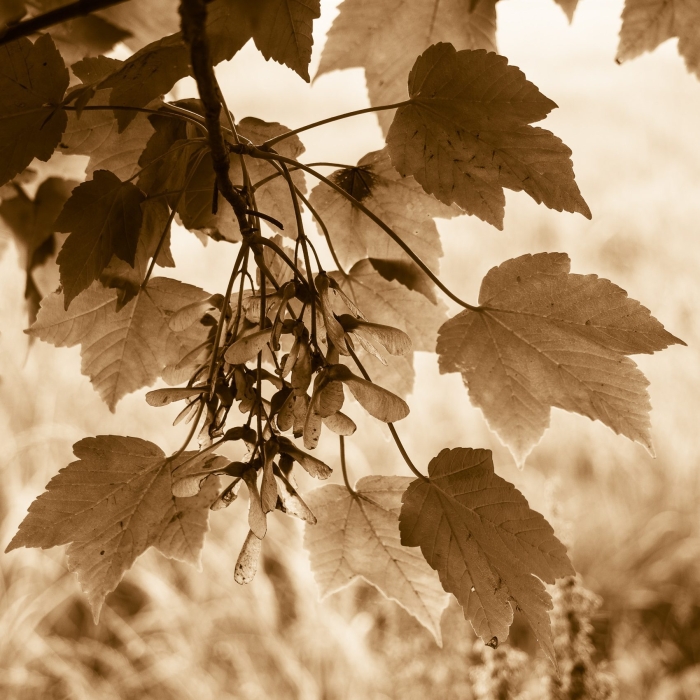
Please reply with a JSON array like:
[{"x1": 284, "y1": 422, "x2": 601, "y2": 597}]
[{"x1": 2, "y1": 0, "x2": 700, "y2": 697}]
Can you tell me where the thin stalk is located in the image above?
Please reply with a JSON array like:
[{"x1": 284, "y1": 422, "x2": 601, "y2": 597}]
[
  {"x1": 251, "y1": 162, "x2": 354, "y2": 190},
  {"x1": 170, "y1": 400, "x2": 206, "y2": 460},
  {"x1": 142, "y1": 149, "x2": 207, "y2": 288},
  {"x1": 229, "y1": 246, "x2": 250, "y2": 343},
  {"x1": 294, "y1": 188, "x2": 346, "y2": 275},
  {"x1": 260, "y1": 101, "x2": 411, "y2": 149},
  {"x1": 339, "y1": 436, "x2": 356, "y2": 495},
  {"x1": 244, "y1": 151, "x2": 479, "y2": 312},
  {"x1": 347, "y1": 346, "x2": 428, "y2": 482},
  {"x1": 64, "y1": 104, "x2": 206, "y2": 131}
]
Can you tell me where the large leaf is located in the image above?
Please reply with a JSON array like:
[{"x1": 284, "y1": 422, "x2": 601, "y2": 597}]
[
  {"x1": 399, "y1": 447, "x2": 574, "y2": 662},
  {"x1": 309, "y1": 148, "x2": 458, "y2": 273},
  {"x1": 617, "y1": 0, "x2": 700, "y2": 78},
  {"x1": 6, "y1": 435, "x2": 219, "y2": 621},
  {"x1": 55, "y1": 170, "x2": 146, "y2": 308},
  {"x1": 386, "y1": 43, "x2": 591, "y2": 229},
  {"x1": 0, "y1": 35, "x2": 68, "y2": 186},
  {"x1": 437, "y1": 253, "x2": 685, "y2": 464},
  {"x1": 304, "y1": 476, "x2": 450, "y2": 643},
  {"x1": 27, "y1": 277, "x2": 212, "y2": 410},
  {"x1": 318, "y1": 0, "x2": 497, "y2": 133}
]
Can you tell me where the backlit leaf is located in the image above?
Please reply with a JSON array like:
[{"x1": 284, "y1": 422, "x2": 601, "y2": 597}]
[
  {"x1": 617, "y1": 0, "x2": 700, "y2": 78},
  {"x1": 309, "y1": 148, "x2": 459, "y2": 273},
  {"x1": 386, "y1": 44, "x2": 591, "y2": 229},
  {"x1": 6, "y1": 436, "x2": 219, "y2": 622},
  {"x1": 318, "y1": 0, "x2": 497, "y2": 132},
  {"x1": 0, "y1": 35, "x2": 68, "y2": 186},
  {"x1": 399, "y1": 447, "x2": 574, "y2": 662},
  {"x1": 437, "y1": 253, "x2": 685, "y2": 464},
  {"x1": 28, "y1": 277, "x2": 212, "y2": 410},
  {"x1": 305, "y1": 476, "x2": 450, "y2": 644}
]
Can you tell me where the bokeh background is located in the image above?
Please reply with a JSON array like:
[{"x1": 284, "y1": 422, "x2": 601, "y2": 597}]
[{"x1": 2, "y1": 0, "x2": 700, "y2": 697}]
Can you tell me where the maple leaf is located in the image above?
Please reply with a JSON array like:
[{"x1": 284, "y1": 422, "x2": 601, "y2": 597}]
[
  {"x1": 6, "y1": 435, "x2": 220, "y2": 621},
  {"x1": 59, "y1": 77, "x2": 156, "y2": 181},
  {"x1": 386, "y1": 43, "x2": 592, "y2": 229},
  {"x1": 318, "y1": 0, "x2": 497, "y2": 133},
  {"x1": 0, "y1": 35, "x2": 68, "y2": 187},
  {"x1": 617, "y1": 0, "x2": 700, "y2": 78},
  {"x1": 97, "y1": 0, "x2": 182, "y2": 50},
  {"x1": 27, "y1": 277, "x2": 212, "y2": 410},
  {"x1": 309, "y1": 148, "x2": 459, "y2": 274},
  {"x1": 304, "y1": 476, "x2": 450, "y2": 644},
  {"x1": 55, "y1": 170, "x2": 146, "y2": 308},
  {"x1": 0, "y1": 177, "x2": 77, "y2": 322},
  {"x1": 399, "y1": 447, "x2": 574, "y2": 662},
  {"x1": 436, "y1": 253, "x2": 685, "y2": 465}
]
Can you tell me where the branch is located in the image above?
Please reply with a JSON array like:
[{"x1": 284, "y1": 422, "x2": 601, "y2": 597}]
[
  {"x1": 0, "y1": 0, "x2": 129, "y2": 46},
  {"x1": 179, "y1": 0, "x2": 252, "y2": 236}
]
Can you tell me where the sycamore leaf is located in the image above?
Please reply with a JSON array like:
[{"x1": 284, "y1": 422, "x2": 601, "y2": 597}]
[
  {"x1": 28, "y1": 277, "x2": 212, "y2": 410},
  {"x1": 55, "y1": 170, "x2": 146, "y2": 308},
  {"x1": 399, "y1": 447, "x2": 574, "y2": 662},
  {"x1": 437, "y1": 253, "x2": 685, "y2": 465},
  {"x1": 58, "y1": 83, "x2": 156, "y2": 181},
  {"x1": 309, "y1": 148, "x2": 459, "y2": 273},
  {"x1": 0, "y1": 35, "x2": 68, "y2": 186},
  {"x1": 305, "y1": 476, "x2": 450, "y2": 644},
  {"x1": 318, "y1": 0, "x2": 497, "y2": 133},
  {"x1": 6, "y1": 436, "x2": 219, "y2": 622},
  {"x1": 331, "y1": 259, "x2": 448, "y2": 353},
  {"x1": 97, "y1": 0, "x2": 181, "y2": 50},
  {"x1": 617, "y1": 0, "x2": 700, "y2": 78},
  {"x1": 386, "y1": 44, "x2": 591, "y2": 229}
]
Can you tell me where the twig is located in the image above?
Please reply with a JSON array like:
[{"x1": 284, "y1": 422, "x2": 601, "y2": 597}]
[
  {"x1": 0, "y1": 0, "x2": 129, "y2": 46},
  {"x1": 179, "y1": 0, "x2": 252, "y2": 235},
  {"x1": 339, "y1": 436, "x2": 356, "y2": 495}
]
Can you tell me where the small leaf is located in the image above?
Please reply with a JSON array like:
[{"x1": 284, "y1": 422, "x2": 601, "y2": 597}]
[
  {"x1": 436, "y1": 252, "x2": 685, "y2": 464},
  {"x1": 234, "y1": 529, "x2": 262, "y2": 585},
  {"x1": 6, "y1": 436, "x2": 217, "y2": 621},
  {"x1": 386, "y1": 44, "x2": 591, "y2": 229},
  {"x1": 55, "y1": 170, "x2": 146, "y2": 308},
  {"x1": 261, "y1": 442, "x2": 279, "y2": 514},
  {"x1": 0, "y1": 35, "x2": 68, "y2": 186},
  {"x1": 243, "y1": 470, "x2": 267, "y2": 539},
  {"x1": 399, "y1": 447, "x2": 574, "y2": 663},
  {"x1": 309, "y1": 148, "x2": 459, "y2": 273},
  {"x1": 322, "y1": 410, "x2": 357, "y2": 436},
  {"x1": 275, "y1": 468, "x2": 316, "y2": 523},
  {"x1": 278, "y1": 437, "x2": 332, "y2": 478},
  {"x1": 305, "y1": 476, "x2": 450, "y2": 644}
]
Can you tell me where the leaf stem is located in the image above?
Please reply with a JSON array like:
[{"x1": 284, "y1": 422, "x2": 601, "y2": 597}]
[
  {"x1": 347, "y1": 345, "x2": 429, "y2": 482},
  {"x1": 339, "y1": 436, "x2": 356, "y2": 496},
  {"x1": 0, "y1": 0, "x2": 130, "y2": 46},
  {"x1": 260, "y1": 101, "x2": 411, "y2": 149},
  {"x1": 237, "y1": 149, "x2": 479, "y2": 312}
]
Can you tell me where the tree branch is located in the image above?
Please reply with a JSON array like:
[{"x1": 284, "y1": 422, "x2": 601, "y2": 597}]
[
  {"x1": 178, "y1": 0, "x2": 252, "y2": 236},
  {"x1": 0, "y1": 0, "x2": 130, "y2": 46}
]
